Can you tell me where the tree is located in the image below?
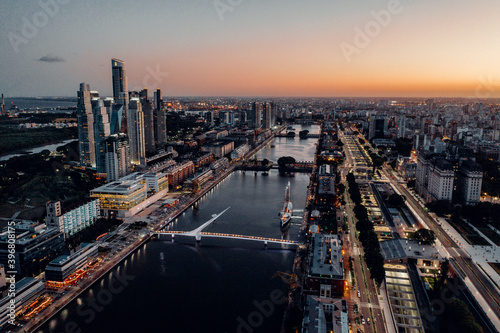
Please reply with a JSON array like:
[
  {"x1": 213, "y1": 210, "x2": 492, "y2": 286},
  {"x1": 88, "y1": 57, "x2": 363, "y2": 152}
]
[
  {"x1": 444, "y1": 299, "x2": 484, "y2": 333},
  {"x1": 411, "y1": 228, "x2": 436, "y2": 245},
  {"x1": 261, "y1": 158, "x2": 270, "y2": 166},
  {"x1": 277, "y1": 156, "x2": 296, "y2": 167},
  {"x1": 395, "y1": 138, "x2": 413, "y2": 157},
  {"x1": 337, "y1": 183, "x2": 345, "y2": 195},
  {"x1": 388, "y1": 193, "x2": 405, "y2": 208}
]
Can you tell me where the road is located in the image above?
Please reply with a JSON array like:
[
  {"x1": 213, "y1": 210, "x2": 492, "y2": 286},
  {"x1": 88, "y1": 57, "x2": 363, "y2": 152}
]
[{"x1": 341, "y1": 128, "x2": 387, "y2": 333}]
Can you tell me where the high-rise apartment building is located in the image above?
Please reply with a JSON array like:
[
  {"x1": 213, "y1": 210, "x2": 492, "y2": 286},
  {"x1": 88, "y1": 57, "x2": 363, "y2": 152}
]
[
  {"x1": 77, "y1": 83, "x2": 96, "y2": 167},
  {"x1": 93, "y1": 99, "x2": 111, "y2": 173},
  {"x1": 397, "y1": 115, "x2": 406, "y2": 138},
  {"x1": 105, "y1": 134, "x2": 131, "y2": 182},
  {"x1": 128, "y1": 98, "x2": 146, "y2": 165},
  {"x1": 248, "y1": 102, "x2": 262, "y2": 129},
  {"x1": 368, "y1": 114, "x2": 388, "y2": 140},
  {"x1": 111, "y1": 58, "x2": 128, "y2": 109},
  {"x1": 153, "y1": 89, "x2": 167, "y2": 149},
  {"x1": 140, "y1": 89, "x2": 156, "y2": 153},
  {"x1": 427, "y1": 159, "x2": 455, "y2": 202},
  {"x1": 457, "y1": 161, "x2": 483, "y2": 205},
  {"x1": 111, "y1": 58, "x2": 128, "y2": 133},
  {"x1": 263, "y1": 102, "x2": 272, "y2": 129}
]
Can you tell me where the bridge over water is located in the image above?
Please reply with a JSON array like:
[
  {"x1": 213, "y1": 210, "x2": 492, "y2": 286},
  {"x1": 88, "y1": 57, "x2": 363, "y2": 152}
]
[{"x1": 155, "y1": 207, "x2": 298, "y2": 250}]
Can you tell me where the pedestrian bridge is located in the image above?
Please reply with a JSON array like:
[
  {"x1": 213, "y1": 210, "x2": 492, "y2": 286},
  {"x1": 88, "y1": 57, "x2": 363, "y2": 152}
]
[{"x1": 155, "y1": 207, "x2": 298, "y2": 249}]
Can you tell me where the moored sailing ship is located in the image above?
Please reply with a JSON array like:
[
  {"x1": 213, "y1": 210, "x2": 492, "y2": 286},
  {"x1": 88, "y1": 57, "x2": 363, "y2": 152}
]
[{"x1": 280, "y1": 182, "x2": 293, "y2": 227}]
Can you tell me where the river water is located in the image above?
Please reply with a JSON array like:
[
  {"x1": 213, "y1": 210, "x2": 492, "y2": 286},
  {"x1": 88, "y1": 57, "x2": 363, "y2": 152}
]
[
  {"x1": 38, "y1": 125, "x2": 319, "y2": 333},
  {"x1": 0, "y1": 139, "x2": 77, "y2": 162}
]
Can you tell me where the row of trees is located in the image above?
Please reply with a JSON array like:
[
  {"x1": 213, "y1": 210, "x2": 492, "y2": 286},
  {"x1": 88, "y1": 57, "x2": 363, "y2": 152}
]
[{"x1": 346, "y1": 172, "x2": 385, "y2": 285}]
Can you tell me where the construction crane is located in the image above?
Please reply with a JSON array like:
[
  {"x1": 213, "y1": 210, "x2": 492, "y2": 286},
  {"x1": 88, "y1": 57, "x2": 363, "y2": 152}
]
[{"x1": 271, "y1": 271, "x2": 298, "y2": 291}]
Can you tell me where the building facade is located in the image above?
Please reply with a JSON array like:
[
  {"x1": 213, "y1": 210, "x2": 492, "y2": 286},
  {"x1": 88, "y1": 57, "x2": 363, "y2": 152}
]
[
  {"x1": 105, "y1": 134, "x2": 131, "y2": 182},
  {"x1": 128, "y1": 98, "x2": 146, "y2": 165},
  {"x1": 77, "y1": 83, "x2": 95, "y2": 167},
  {"x1": 457, "y1": 160, "x2": 483, "y2": 205},
  {"x1": 0, "y1": 222, "x2": 65, "y2": 277},
  {"x1": 46, "y1": 200, "x2": 100, "y2": 238}
]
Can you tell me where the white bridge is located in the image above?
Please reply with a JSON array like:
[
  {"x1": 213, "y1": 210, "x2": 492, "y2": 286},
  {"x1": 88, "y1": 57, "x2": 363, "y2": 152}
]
[{"x1": 155, "y1": 207, "x2": 298, "y2": 249}]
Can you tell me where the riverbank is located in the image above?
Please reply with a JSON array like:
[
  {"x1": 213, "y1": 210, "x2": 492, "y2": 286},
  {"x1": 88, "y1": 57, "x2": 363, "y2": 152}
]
[
  {"x1": 0, "y1": 127, "x2": 77, "y2": 158},
  {"x1": 0, "y1": 138, "x2": 77, "y2": 162}
]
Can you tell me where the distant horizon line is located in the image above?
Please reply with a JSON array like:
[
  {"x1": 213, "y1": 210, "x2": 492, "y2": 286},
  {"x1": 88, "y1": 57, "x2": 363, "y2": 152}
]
[{"x1": 4, "y1": 95, "x2": 500, "y2": 101}]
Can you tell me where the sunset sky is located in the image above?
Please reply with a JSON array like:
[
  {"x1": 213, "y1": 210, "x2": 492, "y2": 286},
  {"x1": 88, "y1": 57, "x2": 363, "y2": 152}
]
[{"x1": 1, "y1": 0, "x2": 500, "y2": 98}]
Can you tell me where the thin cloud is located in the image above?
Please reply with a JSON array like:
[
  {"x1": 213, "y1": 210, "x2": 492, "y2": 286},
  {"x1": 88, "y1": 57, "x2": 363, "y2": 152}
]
[{"x1": 38, "y1": 55, "x2": 65, "y2": 63}]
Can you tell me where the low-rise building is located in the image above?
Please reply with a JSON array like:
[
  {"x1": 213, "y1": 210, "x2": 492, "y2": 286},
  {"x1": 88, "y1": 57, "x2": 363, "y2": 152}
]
[
  {"x1": 397, "y1": 157, "x2": 417, "y2": 180},
  {"x1": 0, "y1": 277, "x2": 45, "y2": 328},
  {"x1": 91, "y1": 171, "x2": 169, "y2": 218},
  {"x1": 302, "y1": 296, "x2": 348, "y2": 333},
  {"x1": 45, "y1": 243, "x2": 99, "y2": 282},
  {"x1": 305, "y1": 234, "x2": 345, "y2": 297},
  {"x1": 230, "y1": 143, "x2": 250, "y2": 160},
  {"x1": 165, "y1": 161, "x2": 195, "y2": 188},
  {"x1": 0, "y1": 222, "x2": 65, "y2": 277},
  {"x1": 201, "y1": 141, "x2": 234, "y2": 158},
  {"x1": 185, "y1": 169, "x2": 213, "y2": 189},
  {"x1": 46, "y1": 200, "x2": 100, "y2": 238},
  {"x1": 210, "y1": 158, "x2": 229, "y2": 175},
  {"x1": 316, "y1": 164, "x2": 337, "y2": 210}
]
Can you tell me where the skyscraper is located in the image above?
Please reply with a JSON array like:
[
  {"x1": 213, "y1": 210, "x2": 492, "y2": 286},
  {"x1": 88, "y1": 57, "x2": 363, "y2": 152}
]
[
  {"x1": 127, "y1": 98, "x2": 146, "y2": 165},
  {"x1": 140, "y1": 89, "x2": 156, "y2": 154},
  {"x1": 77, "y1": 83, "x2": 96, "y2": 167},
  {"x1": 93, "y1": 99, "x2": 111, "y2": 173},
  {"x1": 248, "y1": 102, "x2": 261, "y2": 129},
  {"x1": 112, "y1": 58, "x2": 129, "y2": 133},
  {"x1": 263, "y1": 102, "x2": 272, "y2": 129},
  {"x1": 153, "y1": 89, "x2": 167, "y2": 149},
  {"x1": 397, "y1": 115, "x2": 406, "y2": 139},
  {"x1": 368, "y1": 115, "x2": 388, "y2": 140},
  {"x1": 105, "y1": 134, "x2": 131, "y2": 182}
]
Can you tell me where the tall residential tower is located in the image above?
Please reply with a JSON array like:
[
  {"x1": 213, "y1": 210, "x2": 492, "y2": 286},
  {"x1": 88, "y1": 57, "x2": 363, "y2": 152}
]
[
  {"x1": 112, "y1": 58, "x2": 129, "y2": 133},
  {"x1": 77, "y1": 83, "x2": 96, "y2": 167}
]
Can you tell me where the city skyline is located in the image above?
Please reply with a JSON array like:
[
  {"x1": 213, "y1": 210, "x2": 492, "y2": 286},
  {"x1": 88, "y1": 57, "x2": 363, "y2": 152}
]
[{"x1": 2, "y1": 0, "x2": 500, "y2": 98}]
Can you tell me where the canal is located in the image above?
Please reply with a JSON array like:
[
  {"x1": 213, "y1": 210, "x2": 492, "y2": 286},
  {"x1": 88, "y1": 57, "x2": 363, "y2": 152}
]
[{"x1": 39, "y1": 125, "x2": 319, "y2": 333}]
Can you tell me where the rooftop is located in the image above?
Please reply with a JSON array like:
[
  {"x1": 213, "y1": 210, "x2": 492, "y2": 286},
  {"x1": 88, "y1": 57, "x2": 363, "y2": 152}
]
[
  {"x1": 91, "y1": 179, "x2": 145, "y2": 194},
  {"x1": 310, "y1": 234, "x2": 344, "y2": 279},
  {"x1": 379, "y1": 239, "x2": 442, "y2": 262}
]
